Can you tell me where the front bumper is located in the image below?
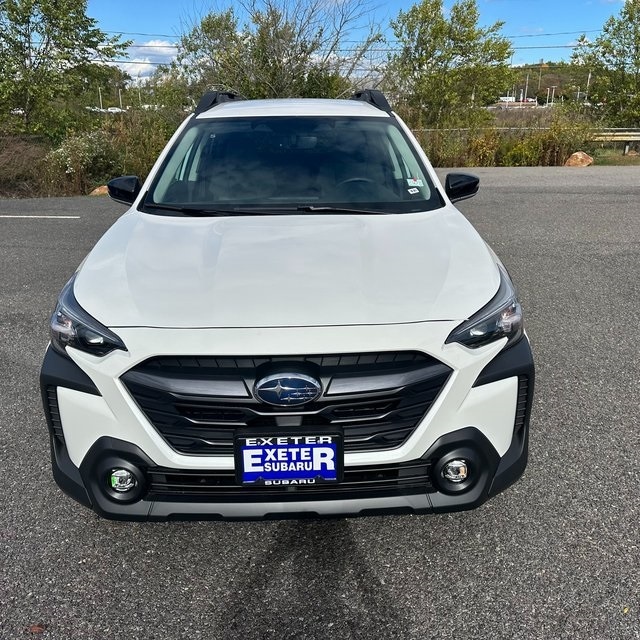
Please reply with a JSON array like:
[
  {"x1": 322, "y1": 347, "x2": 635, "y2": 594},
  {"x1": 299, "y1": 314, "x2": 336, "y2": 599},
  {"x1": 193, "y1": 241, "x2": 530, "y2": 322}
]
[{"x1": 41, "y1": 332, "x2": 534, "y2": 521}]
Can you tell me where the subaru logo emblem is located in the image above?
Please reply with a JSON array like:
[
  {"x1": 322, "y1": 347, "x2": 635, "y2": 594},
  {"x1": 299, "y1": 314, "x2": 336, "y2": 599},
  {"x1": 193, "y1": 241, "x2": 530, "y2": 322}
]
[{"x1": 254, "y1": 373, "x2": 322, "y2": 407}]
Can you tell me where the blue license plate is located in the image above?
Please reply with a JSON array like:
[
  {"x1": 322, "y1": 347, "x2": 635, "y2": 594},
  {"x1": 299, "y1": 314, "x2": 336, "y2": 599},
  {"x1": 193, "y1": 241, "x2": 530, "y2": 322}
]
[{"x1": 235, "y1": 434, "x2": 343, "y2": 486}]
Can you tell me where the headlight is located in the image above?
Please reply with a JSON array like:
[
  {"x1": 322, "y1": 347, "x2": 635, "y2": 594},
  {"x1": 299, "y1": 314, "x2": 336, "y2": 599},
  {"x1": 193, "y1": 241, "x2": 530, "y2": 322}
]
[
  {"x1": 50, "y1": 275, "x2": 127, "y2": 357},
  {"x1": 446, "y1": 265, "x2": 523, "y2": 349}
]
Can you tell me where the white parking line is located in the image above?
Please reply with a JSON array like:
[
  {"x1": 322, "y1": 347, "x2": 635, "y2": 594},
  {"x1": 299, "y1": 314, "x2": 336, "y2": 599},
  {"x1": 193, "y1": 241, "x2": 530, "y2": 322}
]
[{"x1": 0, "y1": 215, "x2": 80, "y2": 219}]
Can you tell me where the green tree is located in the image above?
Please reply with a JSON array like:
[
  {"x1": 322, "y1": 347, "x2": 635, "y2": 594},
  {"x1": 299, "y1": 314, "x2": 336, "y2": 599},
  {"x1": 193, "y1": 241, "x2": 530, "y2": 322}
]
[
  {"x1": 386, "y1": 0, "x2": 514, "y2": 128},
  {"x1": 572, "y1": 0, "x2": 640, "y2": 126},
  {"x1": 160, "y1": 0, "x2": 382, "y2": 100},
  {"x1": 0, "y1": 0, "x2": 129, "y2": 135}
]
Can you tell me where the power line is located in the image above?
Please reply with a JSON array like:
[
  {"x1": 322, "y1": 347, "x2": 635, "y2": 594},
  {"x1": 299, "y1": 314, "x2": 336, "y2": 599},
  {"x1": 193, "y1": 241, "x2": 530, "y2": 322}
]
[
  {"x1": 125, "y1": 44, "x2": 179, "y2": 48},
  {"x1": 117, "y1": 43, "x2": 585, "y2": 53},
  {"x1": 100, "y1": 36, "x2": 600, "y2": 69},
  {"x1": 504, "y1": 29, "x2": 601, "y2": 39},
  {"x1": 103, "y1": 29, "x2": 177, "y2": 38},
  {"x1": 513, "y1": 45, "x2": 577, "y2": 50},
  {"x1": 101, "y1": 60, "x2": 592, "y2": 71},
  {"x1": 103, "y1": 27, "x2": 604, "y2": 41}
]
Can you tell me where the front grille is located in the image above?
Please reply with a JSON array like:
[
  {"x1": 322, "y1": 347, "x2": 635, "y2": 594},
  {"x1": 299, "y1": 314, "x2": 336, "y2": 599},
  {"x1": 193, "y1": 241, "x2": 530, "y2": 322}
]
[
  {"x1": 147, "y1": 460, "x2": 433, "y2": 502},
  {"x1": 122, "y1": 351, "x2": 452, "y2": 456},
  {"x1": 44, "y1": 386, "x2": 65, "y2": 443}
]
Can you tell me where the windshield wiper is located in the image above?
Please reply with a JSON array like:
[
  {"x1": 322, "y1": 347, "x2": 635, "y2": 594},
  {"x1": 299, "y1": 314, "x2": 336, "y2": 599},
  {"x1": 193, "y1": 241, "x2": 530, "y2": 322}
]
[
  {"x1": 143, "y1": 202, "x2": 394, "y2": 216},
  {"x1": 296, "y1": 206, "x2": 393, "y2": 215},
  {"x1": 142, "y1": 202, "x2": 258, "y2": 217}
]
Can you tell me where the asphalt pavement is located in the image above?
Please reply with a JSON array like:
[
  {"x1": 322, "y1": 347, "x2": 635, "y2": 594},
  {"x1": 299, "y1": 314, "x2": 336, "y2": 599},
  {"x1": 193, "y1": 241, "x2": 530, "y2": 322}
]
[{"x1": 1, "y1": 167, "x2": 639, "y2": 639}]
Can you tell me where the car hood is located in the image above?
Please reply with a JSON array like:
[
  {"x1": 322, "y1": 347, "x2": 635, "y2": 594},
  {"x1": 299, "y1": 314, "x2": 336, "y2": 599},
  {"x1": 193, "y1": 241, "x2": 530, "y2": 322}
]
[{"x1": 74, "y1": 208, "x2": 500, "y2": 329}]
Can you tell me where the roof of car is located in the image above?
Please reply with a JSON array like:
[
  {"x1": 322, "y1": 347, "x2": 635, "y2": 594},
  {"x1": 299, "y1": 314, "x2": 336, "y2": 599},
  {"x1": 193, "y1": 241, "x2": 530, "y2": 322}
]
[{"x1": 195, "y1": 98, "x2": 391, "y2": 120}]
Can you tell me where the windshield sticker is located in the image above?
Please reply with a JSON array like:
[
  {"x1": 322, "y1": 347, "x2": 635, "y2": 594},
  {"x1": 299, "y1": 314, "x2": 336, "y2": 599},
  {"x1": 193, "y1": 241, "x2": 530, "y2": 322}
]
[
  {"x1": 407, "y1": 187, "x2": 420, "y2": 195},
  {"x1": 407, "y1": 178, "x2": 424, "y2": 187}
]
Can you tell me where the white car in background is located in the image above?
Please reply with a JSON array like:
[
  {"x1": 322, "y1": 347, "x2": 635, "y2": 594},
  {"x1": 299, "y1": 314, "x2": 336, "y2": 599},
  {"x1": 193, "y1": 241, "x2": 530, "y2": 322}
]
[{"x1": 41, "y1": 90, "x2": 534, "y2": 520}]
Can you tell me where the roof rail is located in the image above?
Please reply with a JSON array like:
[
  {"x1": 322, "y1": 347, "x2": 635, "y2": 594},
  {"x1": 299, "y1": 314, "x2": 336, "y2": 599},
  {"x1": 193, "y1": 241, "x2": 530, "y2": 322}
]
[
  {"x1": 350, "y1": 89, "x2": 392, "y2": 113},
  {"x1": 195, "y1": 91, "x2": 243, "y2": 115}
]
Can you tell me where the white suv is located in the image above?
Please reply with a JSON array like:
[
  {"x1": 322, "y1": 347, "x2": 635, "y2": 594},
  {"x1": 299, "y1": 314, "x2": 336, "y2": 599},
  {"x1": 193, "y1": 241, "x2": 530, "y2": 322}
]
[{"x1": 40, "y1": 90, "x2": 534, "y2": 520}]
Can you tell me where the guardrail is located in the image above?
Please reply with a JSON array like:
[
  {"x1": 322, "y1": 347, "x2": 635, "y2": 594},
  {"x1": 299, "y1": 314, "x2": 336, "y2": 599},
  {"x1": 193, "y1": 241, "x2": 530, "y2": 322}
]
[
  {"x1": 412, "y1": 127, "x2": 640, "y2": 155},
  {"x1": 593, "y1": 129, "x2": 640, "y2": 155}
]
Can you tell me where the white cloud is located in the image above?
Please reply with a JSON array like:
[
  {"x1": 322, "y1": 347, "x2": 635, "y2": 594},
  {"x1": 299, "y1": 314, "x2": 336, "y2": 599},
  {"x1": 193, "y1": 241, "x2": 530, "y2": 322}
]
[{"x1": 110, "y1": 39, "x2": 179, "y2": 79}]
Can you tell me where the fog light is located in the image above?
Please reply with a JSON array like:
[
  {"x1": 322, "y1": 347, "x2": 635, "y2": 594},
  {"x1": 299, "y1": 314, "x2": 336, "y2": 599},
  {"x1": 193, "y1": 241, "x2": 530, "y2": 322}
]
[
  {"x1": 109, "y1": 468, "x2": 137, "y2": 492},
  {"x1": 442, "y1": 459, "x2": 469, "y2": 483}
]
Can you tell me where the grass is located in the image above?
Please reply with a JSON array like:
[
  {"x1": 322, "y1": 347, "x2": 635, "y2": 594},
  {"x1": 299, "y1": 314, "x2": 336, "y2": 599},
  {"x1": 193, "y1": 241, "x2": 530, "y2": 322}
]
[{"x1": 592, "y1": 147, "x2": 640, "y2": 166}]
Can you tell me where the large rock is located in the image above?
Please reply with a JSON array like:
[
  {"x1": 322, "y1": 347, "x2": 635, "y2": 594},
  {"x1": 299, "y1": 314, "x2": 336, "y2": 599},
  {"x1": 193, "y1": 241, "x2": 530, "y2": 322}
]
[
  {"x1": 89, "y1": 185, "x2": 108, "y2": 196},
  {"x1": 564, "y1": 151, "x2": 593, "y2": 167}
]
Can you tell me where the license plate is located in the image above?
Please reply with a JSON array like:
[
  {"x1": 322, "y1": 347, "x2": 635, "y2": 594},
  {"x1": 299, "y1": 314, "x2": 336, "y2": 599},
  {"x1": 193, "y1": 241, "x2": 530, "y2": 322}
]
[{"x1": 235, "y1": 433, "x2": 343, "y2": 486}]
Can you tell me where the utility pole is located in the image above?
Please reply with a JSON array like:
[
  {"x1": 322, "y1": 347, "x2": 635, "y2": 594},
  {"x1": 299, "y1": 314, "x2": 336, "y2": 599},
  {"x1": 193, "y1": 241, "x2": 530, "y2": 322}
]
[
  {"x1": 98, "y1": 86, "x2": 103, "y2": 110},
  {"x1": 585, "y1": 71, "x2": 592, "y2": 102},
  {"x1": 118, "y1": 88, "x2": 123, "y2": 110},
  {"x1": 524, "y1": 73, "x2": 530, "y2": 102},
  {"x1": 546, "y1": 87, "x2": 550, "y2": 106},
  {"x1": 551, "y1": 85, "x2": 557, "y2": 105},
  {"x1": 538, "y1": 60, "x2": 543, "y2": 91}
]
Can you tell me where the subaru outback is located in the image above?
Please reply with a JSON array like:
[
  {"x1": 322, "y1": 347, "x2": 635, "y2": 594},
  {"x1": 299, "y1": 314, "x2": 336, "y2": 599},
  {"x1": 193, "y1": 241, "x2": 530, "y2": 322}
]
[{"x1": 41, "y1": 90, "x2": 534, "y2": 520}]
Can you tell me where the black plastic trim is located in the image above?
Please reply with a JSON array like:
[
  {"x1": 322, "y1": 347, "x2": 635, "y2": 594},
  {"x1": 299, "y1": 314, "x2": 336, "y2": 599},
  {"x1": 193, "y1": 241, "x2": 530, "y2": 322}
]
[
  {"x1": 489, "y1": 417, "x2": 529, "y2": 497},
  {"x1": 79, "y1": 438, "x2": 157, "y2": 520},
  {"x1": 40, "y1": 345, "x2": 101, "y2": 396},
  {"x1": 43, "y1": 386, "x2": 65, "y2": 443},
  {"x1": 350, "y1": 89, "x2": 393, "y2": 113},
  {"x1": 48, "y1": 423, "x2": 530, "y2": 520},
  {"x1": 107, "y1": 175, "x2": 141, "y2": 205},
  {"x1": 153, "y1": 503, "x2": 430, "y2": 522},
  {"x1": 445, "y1": 172, "x2": 480, "y2": 203},
  {"x1": 471, "y1": 338, "x2": 534, "y2": 496},
  {"x1": 489, "y1": 376, "x2": 534, "y2": 497},
  {"x1": 40, "y1": 345, "x2": 101, "y2": 442},
  {"x1": 49, "y1": 436, "x2": 92, "y2": 508},
  {"x1": 420, "y1": 427, "x2": 501, "y2": 512},
  {"x1": 195, "y1": 91, "x2": 243, "y2": 115},
  {"x1": 473, "y1": 336, "x2": 535, "y2": 387}
]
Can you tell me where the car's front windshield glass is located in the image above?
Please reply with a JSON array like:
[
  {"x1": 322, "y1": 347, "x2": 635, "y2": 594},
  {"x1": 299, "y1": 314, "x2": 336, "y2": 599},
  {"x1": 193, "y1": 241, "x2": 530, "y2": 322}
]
[{"x1": 142, "y1": 115, "x2": 443, "y2": 215}]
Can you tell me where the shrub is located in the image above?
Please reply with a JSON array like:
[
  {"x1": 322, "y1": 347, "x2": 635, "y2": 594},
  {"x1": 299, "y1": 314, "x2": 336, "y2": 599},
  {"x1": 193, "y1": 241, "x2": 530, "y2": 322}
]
[
  {"x1": 415, "y1": 108, "x2": 596, "y2": 167},
  {"x1": 0, "y1": 136, "x2": 50, "y2": 197},
  {"x1": 44, "y1": 129, "x2": 121, "y2": 195},
  {"x1": 0, "y1": 106, "x2": 601, "y2": 196},
  {"x1": 499, "y1": 114, "x2": 595, "y2": 167},
  {"x1": 102, "y1": 108, "x2": 184, "y2": 179},
  {"x1": 43, "y1": 108, "x2": 184, "y2": 195}
]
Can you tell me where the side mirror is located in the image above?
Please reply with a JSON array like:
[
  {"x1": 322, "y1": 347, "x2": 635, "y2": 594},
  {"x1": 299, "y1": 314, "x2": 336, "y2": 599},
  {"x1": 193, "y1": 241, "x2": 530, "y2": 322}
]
[
  {"x1": 445, "y1": 173, "x2": 480, "y2": 203},
  {"x1": 107, "y1": 176, "x2": 142, "y2": 205}
]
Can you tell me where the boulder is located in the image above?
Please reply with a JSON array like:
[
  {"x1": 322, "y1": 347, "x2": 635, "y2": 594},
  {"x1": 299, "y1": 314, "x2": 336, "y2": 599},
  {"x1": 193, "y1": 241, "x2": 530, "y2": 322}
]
[
  {"x1": 89, "y1": 185, "x2": 108, "y2": 196},
  {"x1": 564, "y1": 151, "x2": 593, "y2": 167}
]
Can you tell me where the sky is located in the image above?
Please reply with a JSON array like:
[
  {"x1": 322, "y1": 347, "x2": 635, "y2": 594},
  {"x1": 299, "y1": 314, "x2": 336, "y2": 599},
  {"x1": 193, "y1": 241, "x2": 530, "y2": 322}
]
[{"x1": 86, "y1": 0, "x2": 628, "y2": 78}]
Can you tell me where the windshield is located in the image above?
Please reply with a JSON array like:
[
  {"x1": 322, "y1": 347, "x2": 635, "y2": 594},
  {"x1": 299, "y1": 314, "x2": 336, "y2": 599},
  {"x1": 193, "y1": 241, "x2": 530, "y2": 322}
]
[{"x1": 143, "y1": 116, "x2": 443, "y2": 215}]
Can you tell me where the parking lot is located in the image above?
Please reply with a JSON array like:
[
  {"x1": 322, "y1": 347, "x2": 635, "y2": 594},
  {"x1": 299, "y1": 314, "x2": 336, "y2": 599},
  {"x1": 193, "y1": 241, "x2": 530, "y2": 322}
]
[{"x1": 1, "y1": 166, "x2": 639, "y2": 639}]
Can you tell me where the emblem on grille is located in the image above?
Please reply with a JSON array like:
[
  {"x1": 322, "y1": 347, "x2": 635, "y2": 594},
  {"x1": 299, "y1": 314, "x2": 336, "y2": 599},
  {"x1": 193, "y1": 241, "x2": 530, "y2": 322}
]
[{"x1": 254, "y1": 373, "x2": 322, "y2": 407}]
